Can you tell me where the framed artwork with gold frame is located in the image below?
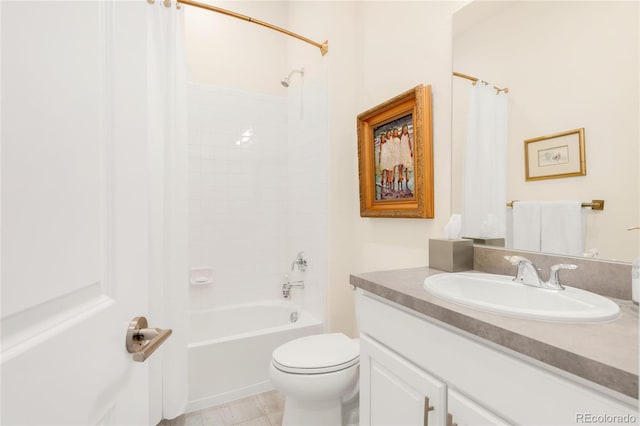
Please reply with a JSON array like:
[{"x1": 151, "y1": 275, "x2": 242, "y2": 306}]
[
  {"x1": 356, "y1": 84, "x2": 434, "y2": 218},
  {"x1": 524, "y1": 128, "x2": 586, "y2": 181}
]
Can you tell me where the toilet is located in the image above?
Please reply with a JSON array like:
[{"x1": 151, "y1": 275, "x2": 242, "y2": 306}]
[{"x1": 269, "y1": 333, "x2": 360, "y2": 426}]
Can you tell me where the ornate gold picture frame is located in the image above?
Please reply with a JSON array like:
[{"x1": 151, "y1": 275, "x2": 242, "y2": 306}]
[
  {"x1": 357, "y1": 85, "x2": 434, "y2": 218},
  {"x1": 524, "y1": 128, "x2": 586, "y2": 181}
]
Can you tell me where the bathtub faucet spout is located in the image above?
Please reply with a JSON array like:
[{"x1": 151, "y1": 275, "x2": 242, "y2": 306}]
[{"x1": 282, "y1": 273, "x2": 305, "y2": 299}]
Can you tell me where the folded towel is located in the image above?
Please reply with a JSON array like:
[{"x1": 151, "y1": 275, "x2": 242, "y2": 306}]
[
  {"x1": 540, "y1": 201, "x2": 585, "y2": 256},
  {"x1": 511, "y1": 201, "x2": 541, "y2": 252}
]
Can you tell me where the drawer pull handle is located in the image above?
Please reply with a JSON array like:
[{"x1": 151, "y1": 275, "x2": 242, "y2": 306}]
[
  {"x1": 447, "y1": 413, "x2": 458, "y2": 426},
  {"x1": 424, "y1": 396, "x2": 434, "y2": 426}
]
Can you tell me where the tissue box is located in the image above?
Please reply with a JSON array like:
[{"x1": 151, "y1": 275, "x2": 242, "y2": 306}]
[{"x1": 429, "y1": 238, "x2": 474, "y2": 272}]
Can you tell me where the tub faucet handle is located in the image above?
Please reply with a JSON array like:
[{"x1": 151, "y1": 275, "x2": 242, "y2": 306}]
[
  {"x1": 282, "y1": 274, "x2": 291, "y2": 299},
  {"x1": 291, "y1": 251, "x2": 308, "y2": 272},
  {"x1": 281, "y1": 273, "x2": 304, "y2": 299}
]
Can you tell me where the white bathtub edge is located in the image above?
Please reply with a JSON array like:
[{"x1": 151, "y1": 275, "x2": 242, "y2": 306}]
[{"x1": 188, "y1": 302, "x2": 321, "y2": 348}]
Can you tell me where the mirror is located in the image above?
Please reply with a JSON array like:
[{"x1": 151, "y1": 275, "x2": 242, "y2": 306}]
[{"x1": 452, "y1": 1, "x2": 639, "y2": 262}]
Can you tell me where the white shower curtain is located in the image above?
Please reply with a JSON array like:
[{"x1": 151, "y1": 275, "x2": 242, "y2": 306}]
[
  {"x1": 461, "y1": 83, "x2": 508, "y2": 239},
  {"x1": 147, "y1": 1, "x2": 189, "y2": 420}
]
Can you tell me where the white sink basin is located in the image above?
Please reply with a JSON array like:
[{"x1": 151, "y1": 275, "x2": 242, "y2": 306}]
[{"x1": 423, "y1": 272, "x2": 620, "y2": 322}]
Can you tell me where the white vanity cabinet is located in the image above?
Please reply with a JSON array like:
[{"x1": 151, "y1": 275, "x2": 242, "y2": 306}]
[
  {"x1": 360, "y1": 334, "x2": 447, "y2": 425},
  {"x1": 360, "y1": 335, "x2": 507, "y2": 426},
  {"x1": 357, "y1": 290, "x2": 638, "y2": 426}
]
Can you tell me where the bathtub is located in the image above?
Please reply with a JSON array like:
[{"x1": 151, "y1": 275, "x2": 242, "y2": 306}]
[{"x1": 186, "y1": 301, "x2": 323, "y2": 412}]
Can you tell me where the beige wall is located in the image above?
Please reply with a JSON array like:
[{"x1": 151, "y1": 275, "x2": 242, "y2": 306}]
[{"x1": 322, "y1": 1, "x2": 464, "y2": 336}]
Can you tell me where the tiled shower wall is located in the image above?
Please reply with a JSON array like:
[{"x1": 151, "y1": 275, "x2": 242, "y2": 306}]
[
  {"x1": 285, "y1": 70, "x2": 329, "y2": 325},
  {"x1": 188, "y1": 84, "x2": 290, "y2": 308},
  {"x1": 187, "y1": 82, "x2": 327, "y2": 323}
]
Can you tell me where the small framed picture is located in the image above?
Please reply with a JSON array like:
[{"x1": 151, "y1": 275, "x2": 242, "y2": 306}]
[
  {"x1": 356, "y1": 85, "x2": 434, "y2": 218},
  {"x1": 524, "y1": 128, "x2": 586, "y2": 181}
]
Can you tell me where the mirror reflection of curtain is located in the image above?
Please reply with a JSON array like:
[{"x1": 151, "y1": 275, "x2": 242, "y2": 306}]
[{"x1": 461, "y1": 83, "x2": 508, "y2": 238}]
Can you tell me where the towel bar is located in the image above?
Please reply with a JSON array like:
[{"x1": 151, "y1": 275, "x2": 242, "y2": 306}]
[{"x1": 506, "y1": 200, "x2": 604, "y2": 211}]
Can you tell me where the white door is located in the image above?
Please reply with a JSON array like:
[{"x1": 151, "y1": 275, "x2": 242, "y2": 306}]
[{"x1": 1, "y1": 1, "x2": 159, "y2": 424}]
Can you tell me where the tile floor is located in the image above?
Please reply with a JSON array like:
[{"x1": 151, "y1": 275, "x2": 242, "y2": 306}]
[{"x1": 158, "y1": 390, "x2": 285, "y2": 426}]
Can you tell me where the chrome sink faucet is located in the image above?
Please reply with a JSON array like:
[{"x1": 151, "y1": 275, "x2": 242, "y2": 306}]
[
  {"x1": 505, "y1": 256, "x2": 543, "y2": 287},
  {"x1": 504, "y1": 256, "x2": 577, "y2": 290}
]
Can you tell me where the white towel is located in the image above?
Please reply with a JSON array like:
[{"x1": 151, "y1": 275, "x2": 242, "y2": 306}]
[
  {"x1": 505, "y1": 207, "x2": 513, "y2": 248},
  {"x1": 540, "y1": 201, "x2": 585, "y2": 256},
  {"x1": 511, "y1": 201, "x2": 541, "y2": 252}
]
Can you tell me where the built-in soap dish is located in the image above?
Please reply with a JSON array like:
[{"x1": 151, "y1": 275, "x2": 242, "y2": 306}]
[{"x1": 190, "y1": 267, "x2": 213, "y2": 286}]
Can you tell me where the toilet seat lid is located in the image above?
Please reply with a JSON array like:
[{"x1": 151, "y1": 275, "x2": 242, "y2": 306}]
[{"x1": 272, "y1": 333, "x2": 359, "y2": 374}]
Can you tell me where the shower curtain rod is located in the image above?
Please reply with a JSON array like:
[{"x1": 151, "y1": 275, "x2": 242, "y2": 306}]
[
  {"x1": 176, "y1": 0, "x2": 329, "y2": 56},
  {"x1": 453, "y1": 71, "x2": 508, "y2": 94}
]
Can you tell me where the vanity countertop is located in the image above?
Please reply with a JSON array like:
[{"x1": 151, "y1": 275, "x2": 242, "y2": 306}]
[{"x1": 350, "y1": 267, "x2": 639, "y2": 400}]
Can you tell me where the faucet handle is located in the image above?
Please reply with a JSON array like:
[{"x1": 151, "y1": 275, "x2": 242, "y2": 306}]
[
  {"x1": 547, "y1": 264, "x2": 577, "y2": 290},
  {"x1": 291, "y1": 251, "x2": 308, "y2": 272},
  {"x1": 550, "y1": 263, "x2": 578, "y2": 272}
]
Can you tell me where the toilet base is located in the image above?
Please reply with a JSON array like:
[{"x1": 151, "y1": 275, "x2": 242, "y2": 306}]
[
  {"x1": 342, "y1": 393, "x2": 359, "y2": 426},
  {"x1": 281, "y1": 394, "x2": 359, "y2": 426},
  {"x1": 282, "y1": 397, "x2": 342, "y2": 426}
]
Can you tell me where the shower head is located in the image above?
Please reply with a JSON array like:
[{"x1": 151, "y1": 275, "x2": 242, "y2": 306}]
[{"x1": 280, "y1": 68, "x2": 304, "y2": 88}]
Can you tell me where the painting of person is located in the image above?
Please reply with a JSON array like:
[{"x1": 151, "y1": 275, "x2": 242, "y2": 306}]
[
  {"x1": 373, "y1": 114, "x2": 415, "y2": 200},
  {"x1": 378, "y1": 132, "x2": 391, "y2": 189},
  {"x1": 395, "y1": 124, "x2": 413, "y2": 190}
]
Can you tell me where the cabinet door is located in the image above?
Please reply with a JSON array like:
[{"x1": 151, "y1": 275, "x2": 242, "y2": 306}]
[
  {"x1": 360, "y1": 335, "x2": 447, "y2": 426},
  {"x1": 447, "y1": 388, "x2": 511, "y2": 426}
]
